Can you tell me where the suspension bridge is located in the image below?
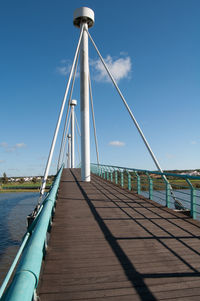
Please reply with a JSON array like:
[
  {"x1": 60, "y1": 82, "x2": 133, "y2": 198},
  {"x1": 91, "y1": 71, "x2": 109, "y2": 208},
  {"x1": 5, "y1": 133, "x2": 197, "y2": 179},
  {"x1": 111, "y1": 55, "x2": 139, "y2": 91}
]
[{"x1": 1, "y1": 7, "x2": 200, "y2": 301}]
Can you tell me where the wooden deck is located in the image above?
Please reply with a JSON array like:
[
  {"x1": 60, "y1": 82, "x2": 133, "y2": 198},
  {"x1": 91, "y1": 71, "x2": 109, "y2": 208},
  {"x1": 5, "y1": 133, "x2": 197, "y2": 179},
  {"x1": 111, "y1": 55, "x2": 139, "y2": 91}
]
[{"x1": 38, "y1": 168, "x2": 200, "y2": 300}]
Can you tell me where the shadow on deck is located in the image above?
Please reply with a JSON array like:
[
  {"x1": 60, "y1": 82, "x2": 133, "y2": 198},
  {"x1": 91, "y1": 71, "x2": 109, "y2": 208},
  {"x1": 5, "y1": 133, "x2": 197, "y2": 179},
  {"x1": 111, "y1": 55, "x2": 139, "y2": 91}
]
[{"x1": 38, "y1": 168, "x2": 200, "y2": 301}]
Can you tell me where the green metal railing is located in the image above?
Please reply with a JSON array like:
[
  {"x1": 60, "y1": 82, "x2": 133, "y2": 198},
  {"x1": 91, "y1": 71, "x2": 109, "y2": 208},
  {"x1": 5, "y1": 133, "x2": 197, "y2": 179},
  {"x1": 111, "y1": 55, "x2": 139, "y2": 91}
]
[
  {"x1": 0, "y1": 165, "x2": 64, "y2": 301},
  {"x1": 91, "y1": 163, "x2": 200, "y2": 220}
]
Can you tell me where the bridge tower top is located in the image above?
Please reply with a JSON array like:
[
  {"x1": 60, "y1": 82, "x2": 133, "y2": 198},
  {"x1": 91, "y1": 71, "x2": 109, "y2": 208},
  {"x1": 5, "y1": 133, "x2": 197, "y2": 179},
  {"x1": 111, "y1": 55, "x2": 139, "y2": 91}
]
[
  {"x1": 70, "y1": 99, "x2": 77, "y2": 107},
  {"x1": 73, "y1": 7, "x2": 95, "y2": 28}
]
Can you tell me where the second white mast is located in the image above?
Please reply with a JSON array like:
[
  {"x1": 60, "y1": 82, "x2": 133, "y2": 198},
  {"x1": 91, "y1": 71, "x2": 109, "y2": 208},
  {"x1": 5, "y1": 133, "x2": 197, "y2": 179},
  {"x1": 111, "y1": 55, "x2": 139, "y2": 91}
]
[{"x1": 70, "y1": 99, "x2": 77, "y2": 168}]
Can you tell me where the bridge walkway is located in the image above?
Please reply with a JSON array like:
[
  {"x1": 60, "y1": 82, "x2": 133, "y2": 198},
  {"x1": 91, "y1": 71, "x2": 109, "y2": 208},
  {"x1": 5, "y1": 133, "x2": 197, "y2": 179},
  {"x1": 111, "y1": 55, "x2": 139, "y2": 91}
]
[{"x1": 38, "y1": 168, "x2": 200, "y2": 300}]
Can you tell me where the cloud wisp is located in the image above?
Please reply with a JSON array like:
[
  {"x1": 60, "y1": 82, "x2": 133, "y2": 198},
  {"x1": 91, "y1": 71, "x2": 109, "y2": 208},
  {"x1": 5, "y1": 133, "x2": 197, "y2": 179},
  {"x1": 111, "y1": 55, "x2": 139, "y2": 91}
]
[
  {"x1": 56, "y1": 54, "x2": 132, "y2": 84},
  {"x1": 15, "y1": 143, "x2": 26, "y2": 148},
  {"x1": 90, "y1": 55, "x2": 132, "y2": 83},
  {"x1": 56, "y1": 59, "x2": 80, "y2": 77},
  {"x1": 109, "y1": 140, "x2": 125, "y2": 147},
  {"x1": 0, "y1": 142, "x2": 26, "y2": 153},
  {"x1": 0, "y1": 142, "x2": 8, "y2": 148}
]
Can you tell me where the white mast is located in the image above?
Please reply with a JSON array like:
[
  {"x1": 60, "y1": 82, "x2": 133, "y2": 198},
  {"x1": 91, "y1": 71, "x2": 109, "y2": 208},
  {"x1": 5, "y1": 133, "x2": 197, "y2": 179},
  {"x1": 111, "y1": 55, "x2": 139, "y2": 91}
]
[
  {"x1": 73, "y1": 7, "x2": 95, "y2": 182},
  {"x1": 70, "y1": 99, "x2": 77, "y2": 168}
]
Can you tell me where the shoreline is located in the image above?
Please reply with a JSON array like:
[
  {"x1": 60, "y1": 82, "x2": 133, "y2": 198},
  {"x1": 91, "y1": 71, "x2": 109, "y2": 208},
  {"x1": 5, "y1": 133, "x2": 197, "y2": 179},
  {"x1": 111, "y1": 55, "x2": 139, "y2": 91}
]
[{"x1": 0, "y1": 189, "x2": 49, "y2": 193}]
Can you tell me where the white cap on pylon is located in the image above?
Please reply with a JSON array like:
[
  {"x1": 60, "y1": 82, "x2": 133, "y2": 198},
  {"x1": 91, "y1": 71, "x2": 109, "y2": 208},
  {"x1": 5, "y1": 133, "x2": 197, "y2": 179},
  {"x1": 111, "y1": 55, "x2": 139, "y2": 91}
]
[
  {"x1": 70, "y1": 99, "x2": 77, "y2": 106},
  {"x1": 73, "y1": 7, "x2": 95, "y2": 28}
]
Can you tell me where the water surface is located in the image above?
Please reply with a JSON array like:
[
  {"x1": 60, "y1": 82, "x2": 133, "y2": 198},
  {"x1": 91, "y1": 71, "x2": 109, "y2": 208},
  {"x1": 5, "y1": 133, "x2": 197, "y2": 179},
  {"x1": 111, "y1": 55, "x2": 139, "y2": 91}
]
[{"x1": 0, "y1": 192, "x2": 39, "y2": 284}]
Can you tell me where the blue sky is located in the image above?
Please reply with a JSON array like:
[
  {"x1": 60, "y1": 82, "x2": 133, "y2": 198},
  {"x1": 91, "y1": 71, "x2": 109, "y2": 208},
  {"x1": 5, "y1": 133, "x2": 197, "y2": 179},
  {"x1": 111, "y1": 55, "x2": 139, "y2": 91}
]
[{"x1": 0, "y1": 0, "x2": 200, "y2": 176}]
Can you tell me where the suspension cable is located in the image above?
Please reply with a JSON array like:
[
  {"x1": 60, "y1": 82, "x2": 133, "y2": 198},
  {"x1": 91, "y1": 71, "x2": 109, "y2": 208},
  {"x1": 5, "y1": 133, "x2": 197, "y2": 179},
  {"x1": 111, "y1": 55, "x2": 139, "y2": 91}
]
[
  {"x1": 57, "y1": 47, "x2": 80, "y2": 171},
  {"x1": 40, "y1": 26, "x2": 84, "y2": 196},
  {"x1": 87, "y1": 30, "x2": 185, "y2": 210},
  {"x1": 89, "y1": 71, "x2": 100, "y2": 166},
  {"x1": 74, "y1": 112, "x2": 81, "y2": 136},
  {"x1": 57, "y1": 106, "x2": 70, "y2": 171},
  {"x1": 75, "y1": 119, "x2": 81, "y2": 165},
  {"x1": 61, "y1": 110, "x2": 72, "y2": 166}
]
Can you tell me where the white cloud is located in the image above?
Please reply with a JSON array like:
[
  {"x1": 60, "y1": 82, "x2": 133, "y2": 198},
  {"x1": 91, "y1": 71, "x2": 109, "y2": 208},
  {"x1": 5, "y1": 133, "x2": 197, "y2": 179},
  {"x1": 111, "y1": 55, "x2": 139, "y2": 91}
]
[
  {"x1": 191, "y1": 140, "x2": 197, "y2": 145},
  {"x1": 56, "y1": 66, "x2": 69, "y2": 76},
  {"x1": 60, "y1": 59, "x2": 68, "y2": 64},
  {"x1": 109, "y1": 140, "x2": 125, "y2": 147},
  {"x1": 0, "y1": 142, "x2": 26, "y2": 152},
  {"x1": 0, "y1": 142, "x2": 8, "y2": 148},
  {"x1": 56, "y1": 54, "x2": 131, "y2": 83},
  {"x1": 90, "y1": 55, "x2": 131, "y2": 83},
  {"x1": 15, "y1": 143, "x2": 26, "y2": 148},
  {"x1": 56, "y1": 59, "x2": 72, "y2": 76},
  {"x1": 0, "y1": 160, "x2": 5, "y2": 163},
  {"x1": 56, "y1": 59, "x2": 79, "y2": 77}
]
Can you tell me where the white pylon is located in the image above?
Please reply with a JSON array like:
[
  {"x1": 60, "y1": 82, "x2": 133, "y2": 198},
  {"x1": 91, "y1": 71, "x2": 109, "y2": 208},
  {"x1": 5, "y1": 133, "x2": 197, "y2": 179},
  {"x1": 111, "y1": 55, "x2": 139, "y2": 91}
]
[
  {"x1": 67, "y1": 134, "x2": 71, "y2": 168},
  {"x1": 73, "y1": 7, "x2": 95, "y2": 182},
  {"x1": 70, "y1": 99, "x2": 77, "y2": 168}
]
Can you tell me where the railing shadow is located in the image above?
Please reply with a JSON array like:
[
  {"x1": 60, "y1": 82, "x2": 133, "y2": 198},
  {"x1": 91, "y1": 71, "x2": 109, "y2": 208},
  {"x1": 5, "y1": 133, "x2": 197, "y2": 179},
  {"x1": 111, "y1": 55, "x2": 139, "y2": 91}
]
[
  {"x1": 71, "y1": 170, "x2": 157, "y2": 300},
  {"x1": 71, "y1": 169, "x2": 200, "y2": 300}
]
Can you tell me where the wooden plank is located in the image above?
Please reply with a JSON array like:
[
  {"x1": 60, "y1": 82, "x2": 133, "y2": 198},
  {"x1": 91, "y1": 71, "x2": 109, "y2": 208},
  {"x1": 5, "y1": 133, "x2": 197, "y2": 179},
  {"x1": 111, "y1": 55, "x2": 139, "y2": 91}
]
[{"x1": 38, "y1": 168, "x2": 200, "y2": 300}]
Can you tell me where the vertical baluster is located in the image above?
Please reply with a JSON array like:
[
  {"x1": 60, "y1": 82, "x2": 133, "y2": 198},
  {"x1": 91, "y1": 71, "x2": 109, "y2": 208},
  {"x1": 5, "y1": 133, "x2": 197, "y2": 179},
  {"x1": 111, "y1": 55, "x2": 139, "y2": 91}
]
[
  {"x1": 107, "y1": 170, "x2": 109, "y2": 181},
  {"x1": 115, "y1": 171, "x2": 118, "y2": 184},
  {"x1": 186, "y1": 179, "x2": 196, "y2": 220},
  {"x1": 166, "y1": 182, "x2": 170, "y2": 208},
  {"x1": 128, "y1": 173, "x2": 131, "y2": 191},
  {"x1": 110, "y1": 171, "x2": 113, "y2": 182},
  {"x1": 135, "y1": 172, "x2": 140, "y2": 195},
  {"x1": 121, "y1": 171, "x2": 124, "y2": 187},
  {"x1": 191, "y1": 187, "x2": 196, "y2": 220},
  {"x1": 146, "y1": 173, "x2": 153, "y2": 200}
]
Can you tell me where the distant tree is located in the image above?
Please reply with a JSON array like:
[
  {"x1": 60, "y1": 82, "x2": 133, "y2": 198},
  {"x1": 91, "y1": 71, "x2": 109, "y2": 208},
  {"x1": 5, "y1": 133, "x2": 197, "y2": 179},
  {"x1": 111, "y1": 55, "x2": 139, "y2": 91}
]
[
  {"x1": 2, "y1": 172, "x2": 8, "y2": 184},
  {"x1": 19, "y1": 178, "x2": 24, "y2": 184},
  {"x1": 32, "y1": 177, "x2": 37, "y2": 184}
]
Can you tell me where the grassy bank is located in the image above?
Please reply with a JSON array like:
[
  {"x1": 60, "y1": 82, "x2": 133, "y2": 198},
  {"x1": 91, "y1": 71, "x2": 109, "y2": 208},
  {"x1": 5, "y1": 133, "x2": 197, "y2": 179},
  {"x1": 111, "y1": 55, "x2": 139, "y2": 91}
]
[{"x1": 0, "y1": 181, "x2": 52, "y2": 193}]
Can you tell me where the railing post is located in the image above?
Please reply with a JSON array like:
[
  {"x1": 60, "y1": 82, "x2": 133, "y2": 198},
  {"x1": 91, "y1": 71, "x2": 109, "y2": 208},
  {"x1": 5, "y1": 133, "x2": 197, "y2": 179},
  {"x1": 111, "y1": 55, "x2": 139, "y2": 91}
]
[
  {"x1": 191, "y1": 187, "x2": 196, "y2": 220},
  {"x1": 135, "y1": 172, "x2": 140, "y2": 194},
  {"x1": 128, "y1": 173, "x2": 131, "y2": 191},
  {"x1": 121, "y1": 171, "x2": 124, "y2": 187},
  {"x1": 166, "y1": 182, "x2": 170, "y2": 208},
  {"x1": 146, "y1": 173, "x2": 153, "y2": 200},
  {"x1": 90, "y1": 164, "x2": 93, "y2": 174},
  {"x1": 115, "y1": 171, "x2": 118, "y2": 184},
  {"x1": 110, "y1": 171, "x2": 113, "y2": 182},
  {"x1": 103, "y1": 169, "x2": 106, "y2": 179},
  {"x1": 107, "y1": 170, "x2": 109, "y2": 181},
  {"x1": 186, "y1": 179, "x2": 196, "y2": 220}
]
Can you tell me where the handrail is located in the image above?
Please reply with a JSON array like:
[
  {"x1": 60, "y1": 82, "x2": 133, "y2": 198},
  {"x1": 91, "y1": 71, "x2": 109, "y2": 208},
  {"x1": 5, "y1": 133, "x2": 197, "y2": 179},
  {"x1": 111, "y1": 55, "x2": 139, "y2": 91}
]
[
  {"x1": 91, "y1": 163, "x2": 200, "y2": 220},
  {"x1": 0, "y1": 165, "x2": 64, "y2": 301},
  {"x1": 91, "y1": 163, "x2": 200, "y2": 180}
]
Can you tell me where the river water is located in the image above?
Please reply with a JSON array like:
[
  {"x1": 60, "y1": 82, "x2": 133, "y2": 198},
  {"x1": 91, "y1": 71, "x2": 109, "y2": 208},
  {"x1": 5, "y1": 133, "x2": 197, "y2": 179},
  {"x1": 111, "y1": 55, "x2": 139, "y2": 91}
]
[
  {"x1": 141, "y1": 189, "x2": 200, "y2": 216},
  {"x1": 0, "y1": 192, "x2": 39, "y2": 285}
]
